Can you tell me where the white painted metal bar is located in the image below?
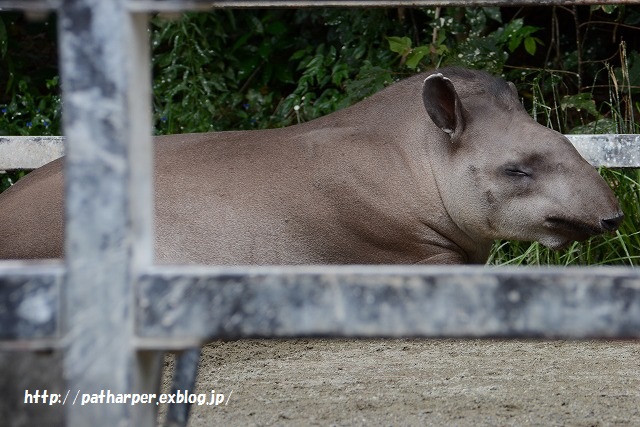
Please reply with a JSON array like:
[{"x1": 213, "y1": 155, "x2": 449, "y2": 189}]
[
  {"x1": 0, "y1": 261, "x2": 63, "y2": 350},
  {"x1": 2, "y1": 134, "x2": 640, "y2": 171},
  {"x1": 57, "y1": 1, "x2": 158, "y2": 425},
  {"x1": 2, "y1": 263, "x2": 640, "y2": 345},
  {"x1": 137, "y1": 265, "x2": 640, "y2": 348},
  {"x1": 571, "y1": 134, "x2": 640, "y2": 168},
  {"x1": 0, "y1": 0, "x2": 60, "y2": 11},
  {"x1": 0, "y1": 137, "x2": 64, "y2": 170}
]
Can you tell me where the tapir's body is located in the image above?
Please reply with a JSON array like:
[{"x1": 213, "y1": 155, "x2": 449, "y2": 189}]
[{"x1": 0, "y1": 67, "x2": 623, "y2": 264}]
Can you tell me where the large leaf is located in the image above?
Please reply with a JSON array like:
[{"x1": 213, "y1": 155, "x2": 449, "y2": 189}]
[
  {"x1": 406, "y1": 46, "x2": 430, "y2": 69},
  {"x1": 386, "y1": 36, "x2": 412, "y2": 56}
]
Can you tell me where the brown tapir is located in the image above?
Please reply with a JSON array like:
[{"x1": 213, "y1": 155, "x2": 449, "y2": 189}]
[{"x1": 0, "y1": 67, "x2": 623, "y2": 264}]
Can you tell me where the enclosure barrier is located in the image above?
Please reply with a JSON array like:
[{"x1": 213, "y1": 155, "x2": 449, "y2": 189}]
[
  {"x1": 0, "y1": 1, "x2": 639, "y2": 426},
  {"x1": 5, "y1": 134, "x2": 640, "y2": 170}
]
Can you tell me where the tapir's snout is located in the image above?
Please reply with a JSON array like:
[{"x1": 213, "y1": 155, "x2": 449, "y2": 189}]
[
  {"x1": 600, "y1": 211, "x2": 624, "y2": 232},
  {"x1": 538, "y1": 173, "x2": 623, "y2": 250}
]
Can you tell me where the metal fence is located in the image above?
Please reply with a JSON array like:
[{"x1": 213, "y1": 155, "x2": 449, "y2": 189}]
[{"x1": 0, "y1": 1, "x2": 639, "y2": 426}]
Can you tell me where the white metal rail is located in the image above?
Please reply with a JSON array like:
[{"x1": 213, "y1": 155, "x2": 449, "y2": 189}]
[
  {"x1": 4, "y1": 134, "x2": 640, "y2": 170},
  {"x1": 0, "y1": 1, "x2": 639, "y2": 427}
]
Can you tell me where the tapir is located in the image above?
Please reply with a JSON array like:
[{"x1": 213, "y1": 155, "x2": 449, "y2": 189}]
[{"x1": 0, "y1": 67, "x2": 623, "y2": 264}]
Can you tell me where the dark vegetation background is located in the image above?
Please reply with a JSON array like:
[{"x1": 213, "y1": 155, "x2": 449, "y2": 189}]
[{"x1": 1, "y1": 5, "x2": 639, "y2": 265}]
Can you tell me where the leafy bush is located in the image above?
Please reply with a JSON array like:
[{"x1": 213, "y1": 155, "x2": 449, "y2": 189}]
[
  {"x1": 151, "y1": 9, "x2": 408, "y2": 133},
  {"x1": 0, "y1": 13, "x2": 60, "y2": 192}
]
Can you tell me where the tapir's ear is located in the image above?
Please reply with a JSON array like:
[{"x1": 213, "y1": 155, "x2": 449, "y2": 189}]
[{"x1": 422, "y1": 73, "x2": 465, "y2": 141}]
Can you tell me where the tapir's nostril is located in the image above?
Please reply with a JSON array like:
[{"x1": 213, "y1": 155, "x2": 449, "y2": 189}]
[{"x1": 601, "y1": 212, "x2": 624, "y2": 231}]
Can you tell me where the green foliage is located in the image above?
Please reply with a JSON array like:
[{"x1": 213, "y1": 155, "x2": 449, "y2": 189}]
[
  {"x1": 0, "y1": 77, "x2": 61, "y2": 136},
  {"x1": 152, "y1": 11, "x2": 296, "y2": 133},
  {"x1": 0, "y1": 16, "x2": 7, "y2": 58},
  {"x1": 383, "y1": 8, "x2": 542, "y2": 74},
  {"x1": 151, "y1": 9, "x2": 403, "y2": 133},
  {"x1": 0, "y1": 14, "x2": 61, "y2": 137},
  {"x1": 0, "y1": 13, "x2": 60, "y2": 193},
  {"x1": 0, "y1": 169, "x2": 25, "y2": 191},
  {"x1": 497, "y1": 18, "x2": 542, "y2": 56},
  {"x1": 386, "y1": 36, "x2": 431, "y2": 69}
]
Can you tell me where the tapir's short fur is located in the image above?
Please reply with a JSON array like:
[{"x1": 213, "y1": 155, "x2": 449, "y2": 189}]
[{"x1": 0, "y1": 67, "x2": 623, "y2": 264}]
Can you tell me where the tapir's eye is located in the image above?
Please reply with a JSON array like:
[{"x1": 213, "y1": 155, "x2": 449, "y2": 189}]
[{"x1": 504, "y1": 167, "x2": 530, "y2": 178}]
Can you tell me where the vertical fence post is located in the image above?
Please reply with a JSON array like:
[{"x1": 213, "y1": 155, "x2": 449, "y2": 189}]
[{"x1": 58, "y1": 0, "x2": 159, "y2": 425}]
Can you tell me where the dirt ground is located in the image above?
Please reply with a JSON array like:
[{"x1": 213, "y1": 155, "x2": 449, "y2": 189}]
[
  {"x1": 3, "y1": 338, "x2": 639, "y2": 426},
  {"x1": 158, "y1": 338, "x2": 640, "y2": 426}
]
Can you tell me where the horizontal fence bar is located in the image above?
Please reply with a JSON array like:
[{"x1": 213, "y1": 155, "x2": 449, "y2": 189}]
[
  {"x1": 4, "y1": 261, "x2": 638, "y2": 350},
  {"x1": 128, "y1": 0, "x2": 640, "y2": 11},
  {"x1": 2, "y1": 260, "x2": 640, "y2": 347},
  {"x1": 1, "y1": 0, "x2": 640, "y2": 12},
  {"x1": 0, "y1": 261, "x2": 63, "y2": 349},
  {"x1": 570, "y1": 134, "x2": 640, "y2": 168},
  {"x1": 1, "y1": 134, "x2": 637, "y2": 171},
  {"x1": 136, "y1": 265, "x2": 640, "y2": 348},
  {"x1": 0, "y1": 0, "x2": 59, "y2": 11},
  {"x1": 0, "y1": 136, "x2": 64, "y2": 170}
]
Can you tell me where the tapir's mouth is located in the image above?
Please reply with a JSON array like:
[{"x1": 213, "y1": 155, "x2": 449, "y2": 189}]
[{"x1": 544, "y1": 217, "x2": 603, "y2": 242}]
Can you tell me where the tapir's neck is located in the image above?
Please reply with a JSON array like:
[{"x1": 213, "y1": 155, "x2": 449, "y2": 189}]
[
  {"x1": 297, "y1": 79, "x2": 493, "y2": 265},
  {"x1": 415, "y1": 138, "x2": 494, "y2": 264}
]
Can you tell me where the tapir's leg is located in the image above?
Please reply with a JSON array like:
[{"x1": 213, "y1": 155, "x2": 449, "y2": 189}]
[{"x1": 415, "y1": 252, "x2": 467, "y2": 265}]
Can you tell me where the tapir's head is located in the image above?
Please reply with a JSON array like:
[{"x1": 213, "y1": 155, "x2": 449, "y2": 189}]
[{"x1": 421, "y1": 67, "x2": 623, "y2": 250}]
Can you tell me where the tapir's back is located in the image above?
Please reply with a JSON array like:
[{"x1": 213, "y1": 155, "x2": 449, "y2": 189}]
[
  {"x1": 0, "y1": 129, "x2": 317, "y2": 262},
  {"x1": 151, "y1": 119, "x2": 431, "y2": 264},
  {"x1": 0, "y1": 127, "x2": 428, "y2": 264},
  {"x1": 0, "y1": 159, "x2": 65, "y2": 259},
  {"x1": 0, "y1": 73, "x2": 440, "y2": 263}
]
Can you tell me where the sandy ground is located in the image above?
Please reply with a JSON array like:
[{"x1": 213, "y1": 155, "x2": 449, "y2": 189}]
[
  {"x1": 157, "y1": 338, "x2": 640, "y2": 426},
  {"x1": 4, "y1": 339, "x2": 639, "y2": 426}
]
